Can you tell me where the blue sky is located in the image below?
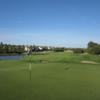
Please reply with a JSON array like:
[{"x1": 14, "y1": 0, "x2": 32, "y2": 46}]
[{"x1": 0, "y1": 0, "x2": 100, "y2": 48}]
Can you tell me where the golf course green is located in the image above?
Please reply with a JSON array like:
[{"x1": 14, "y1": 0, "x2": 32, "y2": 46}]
[{"x1": 0, "y1": 52, "x2": 100, "y2": 100}]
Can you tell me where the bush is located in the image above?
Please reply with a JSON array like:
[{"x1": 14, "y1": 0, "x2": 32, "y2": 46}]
[
  {"x1": 73, "y1": 48, "x2": 84, "y2": 54},
  {"x1": 54, "y1": 48, "x2": 64, "y2": 52}
]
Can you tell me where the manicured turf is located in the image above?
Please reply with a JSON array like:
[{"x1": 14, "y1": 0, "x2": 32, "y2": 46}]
[{"x1": 0, "y1": 52, "x2": 100, "y2": 100}]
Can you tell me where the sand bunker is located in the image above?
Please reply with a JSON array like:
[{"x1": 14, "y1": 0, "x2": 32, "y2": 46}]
[{"x1": 81, "y1": 61, "x2": 99, "y2": 64}]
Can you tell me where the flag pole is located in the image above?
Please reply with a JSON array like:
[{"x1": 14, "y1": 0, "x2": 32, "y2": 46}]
[
  {"x1": 28, "y1": 46, "x2": 32, "y2": 81},
  {"x1": 29, "y1": 61, "x2": 31, "y2": 80}
]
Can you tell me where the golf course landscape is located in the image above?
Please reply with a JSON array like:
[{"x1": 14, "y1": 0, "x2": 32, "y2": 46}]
[
  {"x1": 0, "y1": 52, "x2": 100, "y2": 100},
  {"x1": 1, "y1": 0, "x2": 100, "y2": 100}
]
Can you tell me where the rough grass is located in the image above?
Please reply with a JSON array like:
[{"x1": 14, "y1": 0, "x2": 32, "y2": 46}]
[{"x1": 0, "y1": 52, "x2": 100, "y2": 100}]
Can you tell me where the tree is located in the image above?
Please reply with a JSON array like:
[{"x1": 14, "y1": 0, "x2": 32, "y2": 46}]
[
  {"x1": 87, "y1": 41, "x2": 100, "y2": 55},
  {"x1": 88, "y1": 41, "x2": 98, "y2": 48}
]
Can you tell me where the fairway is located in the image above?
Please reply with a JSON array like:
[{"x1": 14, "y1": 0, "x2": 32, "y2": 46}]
[{"x1": 0, "y1": 52, "x2": 100, "y2": 100}]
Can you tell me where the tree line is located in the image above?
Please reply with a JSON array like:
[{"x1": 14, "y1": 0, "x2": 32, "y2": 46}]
[
  {"x1": 0, "y1": 42, "x2": 25, "y2": 55},
  {"x1": 66, "y1": 41, "x2": 100, "y2": 55},
  {"x1": 0, "y1": 41, "x2": 100, "y2": 55}
]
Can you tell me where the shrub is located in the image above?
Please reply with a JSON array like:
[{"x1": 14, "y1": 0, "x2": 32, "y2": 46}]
[
  {"x1": 73, "y1": 48, "x2": 84, "y2": 54},
  {"x1": 54, "y1": 48, "x2": 64, "y2": 52}
]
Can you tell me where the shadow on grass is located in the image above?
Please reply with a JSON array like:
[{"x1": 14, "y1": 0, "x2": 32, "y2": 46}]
[{"x1": 64, "y1": 67, "x2": 70, "y2": 70}]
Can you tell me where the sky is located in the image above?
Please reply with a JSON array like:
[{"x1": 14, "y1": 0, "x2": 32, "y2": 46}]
[{"x1": 0, "y1": 0, "x2": 100, "y2": 48}]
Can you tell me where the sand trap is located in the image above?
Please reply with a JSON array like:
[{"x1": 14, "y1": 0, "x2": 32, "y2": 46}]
[{"x1": 81, "y1": 61, "x2": 99, "y2": 64}]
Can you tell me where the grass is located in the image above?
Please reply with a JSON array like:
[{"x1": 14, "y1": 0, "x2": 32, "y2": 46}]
[
  {"x1": 24, "y1": 52, "x2": 100, "y2": 63},
  {"x1": 0, "y1": 52, "x2": 100, "y2": 100}
]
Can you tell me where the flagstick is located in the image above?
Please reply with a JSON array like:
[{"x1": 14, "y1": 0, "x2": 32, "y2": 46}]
[
  {"x1": 29, "y1": 62, "x2": 32, "y2": 80},
  {"x1": 28, "y1": 52, "x2": 32, "y2": 81},
  {"x1": 28, "y1": 47, "x2": 32, "y2": 81}
]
